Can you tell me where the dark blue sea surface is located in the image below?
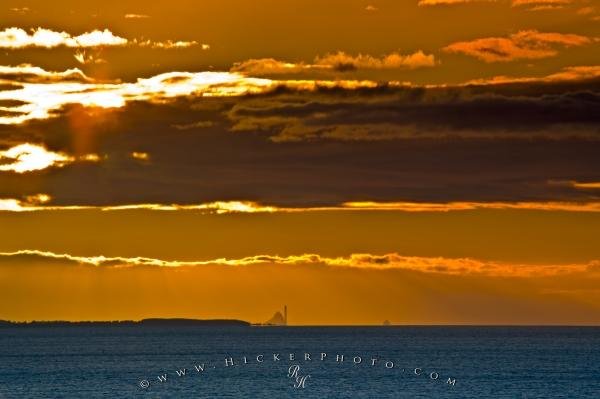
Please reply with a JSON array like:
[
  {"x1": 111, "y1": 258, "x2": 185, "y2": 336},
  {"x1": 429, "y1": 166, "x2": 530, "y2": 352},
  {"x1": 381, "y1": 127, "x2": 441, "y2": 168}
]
[{"x1": 0, "y1": 326, "x2": 598, "y2": 398}]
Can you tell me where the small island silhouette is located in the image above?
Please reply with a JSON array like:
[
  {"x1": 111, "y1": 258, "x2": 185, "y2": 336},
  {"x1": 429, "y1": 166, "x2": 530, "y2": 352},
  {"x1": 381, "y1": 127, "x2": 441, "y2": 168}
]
[{"x1": 0, "y1": 318, "x2": 250, "y2": 327}]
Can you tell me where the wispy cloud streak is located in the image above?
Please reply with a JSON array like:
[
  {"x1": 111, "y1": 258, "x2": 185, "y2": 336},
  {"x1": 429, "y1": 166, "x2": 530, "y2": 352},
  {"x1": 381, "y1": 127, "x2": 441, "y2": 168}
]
[
  {"x1": 1, "y1": 197, "x2": 600, "y2": 213},
  {"x1": 0, "y1": 249, "x2": 596, "y2": 277},
  {"x1": 231, "y1": 50, "x2": 435, "y2": 75},
  {"x1": 0, "y1": 27, "x2": 203, "y2": 50},
  {"x1": 444, "y1": 30, "x2": 593, "y2": 62}
]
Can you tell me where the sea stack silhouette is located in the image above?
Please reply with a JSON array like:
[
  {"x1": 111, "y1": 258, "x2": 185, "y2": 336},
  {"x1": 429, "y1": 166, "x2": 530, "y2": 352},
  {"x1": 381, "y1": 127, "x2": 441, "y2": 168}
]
[{"x1": 264, "y1": 305, "x2": 288, "y2": 326}]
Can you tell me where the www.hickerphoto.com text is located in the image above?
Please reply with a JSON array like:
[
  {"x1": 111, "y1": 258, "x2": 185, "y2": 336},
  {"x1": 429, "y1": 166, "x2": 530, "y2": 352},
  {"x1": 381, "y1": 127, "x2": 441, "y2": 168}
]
[{"x1": 139, "y1": 352, "x2": 457, "y2": 390}]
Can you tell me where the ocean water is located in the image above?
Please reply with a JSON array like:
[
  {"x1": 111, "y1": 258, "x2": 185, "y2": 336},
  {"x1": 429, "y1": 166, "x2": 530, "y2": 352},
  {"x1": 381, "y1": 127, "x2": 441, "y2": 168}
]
[{"x1": 0, "y1": 326, "x2": 598, "y2": 398}]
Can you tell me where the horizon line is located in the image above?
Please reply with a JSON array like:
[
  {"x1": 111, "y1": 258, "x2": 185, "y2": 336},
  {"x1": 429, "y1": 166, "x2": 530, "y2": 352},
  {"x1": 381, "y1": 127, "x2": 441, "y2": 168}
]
[{"x1": 1, "y1": 319, "x2": 600, "y2": 327}]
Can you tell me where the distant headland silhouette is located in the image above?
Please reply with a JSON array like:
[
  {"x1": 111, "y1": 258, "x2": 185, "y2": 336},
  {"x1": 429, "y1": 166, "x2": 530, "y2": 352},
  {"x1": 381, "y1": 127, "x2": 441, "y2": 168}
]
[
  {"x1": 0, "y1": 318, "x2": 250, "y2": 327},
  {"x1": 0, "y1": 306, "x2": 291, "y2": 327}
]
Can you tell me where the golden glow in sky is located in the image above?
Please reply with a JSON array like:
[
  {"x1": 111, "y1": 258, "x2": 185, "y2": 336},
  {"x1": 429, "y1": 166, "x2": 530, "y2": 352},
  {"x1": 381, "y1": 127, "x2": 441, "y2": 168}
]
[{"x1": 0, "y1": 0, "x2": 599, "y2": 324}]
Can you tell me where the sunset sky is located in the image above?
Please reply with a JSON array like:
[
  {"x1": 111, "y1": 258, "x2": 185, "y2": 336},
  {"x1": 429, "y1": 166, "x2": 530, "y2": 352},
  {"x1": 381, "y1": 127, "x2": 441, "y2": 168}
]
[{"x1": 1, "y1": 0, "x2": 599, "y2": 324}]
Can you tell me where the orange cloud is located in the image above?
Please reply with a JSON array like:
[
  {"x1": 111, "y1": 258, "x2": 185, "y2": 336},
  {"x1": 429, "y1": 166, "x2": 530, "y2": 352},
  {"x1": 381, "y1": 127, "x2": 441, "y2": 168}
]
[
  {"x1": 0, "y1": 249, "x2": 595, "y2": 277},
  {"x1": 571, "y1": 182, "x2": 600, "y2": 189},
  {"x1": 124, "y1": 13, "x2": 150, "y2": 19},
  {"x1": 418, "y1": 0, "x2": 576, "y2": 8},
  {"x1": 548, "y1": 180, "x2": 600, "y2": 190},
  {"x1": 512, "y1": 0, "x2": 573, "y2": 10},
  {"x1": 418, "y1": 0, "x2": 496, "y2": 5},
  {"x1": 1, "y1": 197, "x2": 600, "y2": 213},
  {"x1": 577, "y1": 6, "x2": 595, "y2": 15},
  {"x1": 130, "y1": 151, "x2": 150, "y2": 161},
  {"x1": 444, "y1": 30, "x2": 593, "y2": 62},
  {"x1": 231, "y1": 51, "x2": 436, "y2": 75},
  {"x1": 340, "y1": 201, "x2": 600, "y2": 212},
  {"x1": 315, "y1": 51, "x2": 436, "y2": 70},
  {"x1": 9, "y1": 7, "x2": 29, "y2": 14},
  {"x1": 0, "y1": 199, "x2": 279, "y2": 213},
  {"x1": 134, "y1": 39, "x2": 200, "y2": 49},
  {"x1": 465, "y1": 65, "x2": 600, "y2": 84},
  {"x1": 230, "y1": 59, "x2": 321, "y2": 75}
]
